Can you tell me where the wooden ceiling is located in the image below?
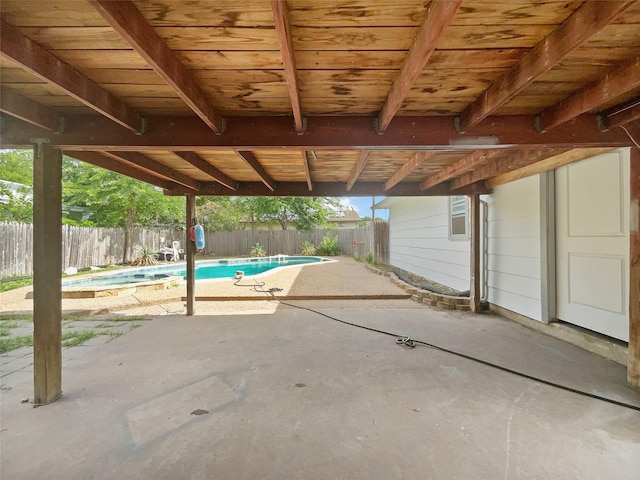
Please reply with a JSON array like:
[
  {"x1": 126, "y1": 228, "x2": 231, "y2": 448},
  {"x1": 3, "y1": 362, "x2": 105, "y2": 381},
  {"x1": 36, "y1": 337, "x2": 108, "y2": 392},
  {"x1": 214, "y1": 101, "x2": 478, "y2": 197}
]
[{"x1": 1, "y1": 0, "x2": 639, "y2": 197}]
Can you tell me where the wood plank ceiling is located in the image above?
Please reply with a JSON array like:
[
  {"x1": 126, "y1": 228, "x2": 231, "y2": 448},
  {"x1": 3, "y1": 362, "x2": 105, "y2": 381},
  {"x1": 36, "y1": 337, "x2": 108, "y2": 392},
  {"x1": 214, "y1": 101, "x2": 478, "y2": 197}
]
[{"x1": 1, "y1": 0, "x2": 639, "y2": 197}]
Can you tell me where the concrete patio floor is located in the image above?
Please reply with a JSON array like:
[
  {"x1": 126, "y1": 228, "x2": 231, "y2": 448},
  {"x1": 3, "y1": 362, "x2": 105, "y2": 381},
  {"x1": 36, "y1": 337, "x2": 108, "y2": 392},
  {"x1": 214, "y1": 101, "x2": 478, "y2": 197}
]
[{"x1": 1, "y1": 299, "x2": 639, "y2": 479}]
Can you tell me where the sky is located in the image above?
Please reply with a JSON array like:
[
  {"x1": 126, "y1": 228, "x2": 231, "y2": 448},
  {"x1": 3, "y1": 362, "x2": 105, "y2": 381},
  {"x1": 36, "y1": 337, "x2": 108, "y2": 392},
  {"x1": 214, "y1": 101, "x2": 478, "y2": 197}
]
[{"x1": 338, "y1": 196, "x2": 389, "y2": 220}]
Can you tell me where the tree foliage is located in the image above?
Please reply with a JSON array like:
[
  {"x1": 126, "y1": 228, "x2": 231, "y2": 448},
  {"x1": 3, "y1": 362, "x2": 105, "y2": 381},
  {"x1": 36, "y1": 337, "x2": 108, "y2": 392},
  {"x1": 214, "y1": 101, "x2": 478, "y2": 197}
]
[
  {"x1": 62, "y1": 159, "x2": 184, "y2": 260},
  {"x1": 0, "y1": 185, "x2": 33, "y2": 223},
  {"x1": 0, "y1": 150, "x2": 33, "y2": 222},
  {"x1": 357, "y1": 216, "x2": 386, "y2": 227},
  {"x1": 1, "y1": 150, "x2": 344, "y2": 238},
  {"x1": 243, "y1": 196, "x2": 340, "y2": 230},
  {"x1": 1, "y1": 150, "x2": 185, "y2": 231},
  {"x1": 62, "y1": 159, "x2": 184, "y2": 229},
  {"x1": 0, "y1": 150, "x2": 186, "y2": 260},
  {"x1": 194, "y1": 196, "x2": 340, "y2": 231},
  {"x1": 0, "y1": 150, "x2": 33, "y2": 185},
  {"x1": 196, "y1": 196, "x2": 245, "y2": 232}
]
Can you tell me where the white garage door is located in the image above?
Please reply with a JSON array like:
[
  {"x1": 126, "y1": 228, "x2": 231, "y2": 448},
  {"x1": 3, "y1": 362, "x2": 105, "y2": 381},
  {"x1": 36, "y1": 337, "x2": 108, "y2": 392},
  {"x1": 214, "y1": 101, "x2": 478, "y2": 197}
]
[{"x1": 556, "y1": 150, "x2": 629, "y2": 341}]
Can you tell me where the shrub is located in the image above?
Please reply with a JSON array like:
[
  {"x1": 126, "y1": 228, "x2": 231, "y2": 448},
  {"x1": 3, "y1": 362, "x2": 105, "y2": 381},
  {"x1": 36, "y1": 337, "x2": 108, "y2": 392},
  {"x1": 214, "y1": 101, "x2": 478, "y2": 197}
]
[
  {"x1": 131, "y1": 245, "x2": 158, "y2": 266},
  {"x1": 301, "y1": 241, "x2": 316, "y2": 256},
  {"x1": 365, "y1": 253, "x2": 374, "y2": 265},
  {"x1": 250, "y1": 242, "x2": 266, "y2": 257},
  {"x1": 316, "y1": 234, "x2": 340, "y2": 256},
  {"x1": 0, "y1": 277, "x2": 32, "y2": 293}
]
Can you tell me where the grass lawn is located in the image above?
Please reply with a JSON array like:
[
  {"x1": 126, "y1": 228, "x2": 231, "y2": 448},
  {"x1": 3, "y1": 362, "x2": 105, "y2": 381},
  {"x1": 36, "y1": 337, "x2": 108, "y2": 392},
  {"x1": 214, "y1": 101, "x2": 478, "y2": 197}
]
[
  {"x1": 0, "y1": 314, "x2": 145, "y2": 353},
  {"x1": 0, "y1": 278, "x2": 32, "y2": 293}
]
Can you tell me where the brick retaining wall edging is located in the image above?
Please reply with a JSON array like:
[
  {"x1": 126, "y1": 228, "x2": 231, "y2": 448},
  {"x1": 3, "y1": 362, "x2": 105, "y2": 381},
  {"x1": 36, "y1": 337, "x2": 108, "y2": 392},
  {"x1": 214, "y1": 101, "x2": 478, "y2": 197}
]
[{"x1": 365, "y1": 263, "x2": 470, "y2": 311}]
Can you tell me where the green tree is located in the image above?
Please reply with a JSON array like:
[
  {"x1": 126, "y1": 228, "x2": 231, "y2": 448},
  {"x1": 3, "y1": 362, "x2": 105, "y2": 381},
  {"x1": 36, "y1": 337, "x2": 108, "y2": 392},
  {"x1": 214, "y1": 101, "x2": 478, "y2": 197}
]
[
  {"x1": 0, "y1": 185, "x2": 33, "y2": 223},
  {"x1": 358, "y1": 216, "x2": 372, "y2": 227},
  {"x1": 196, "y1": 197, "x2": 245, "y2": 231},
  {"x1": 357, "y1": 216, "x2": 386, "y2": 227},
  {"x1": 62, "y1": 159, "x2": 184, "y2": 261},
  {"x1": 0, "y1": 150, "x2": 33, "y2": 222},
  {"x1": 0, "y1": 149, "x2": 33, "y2": 185},
  {"x1": 245, "y1": 197, "x2": 340, "y2": 230}
]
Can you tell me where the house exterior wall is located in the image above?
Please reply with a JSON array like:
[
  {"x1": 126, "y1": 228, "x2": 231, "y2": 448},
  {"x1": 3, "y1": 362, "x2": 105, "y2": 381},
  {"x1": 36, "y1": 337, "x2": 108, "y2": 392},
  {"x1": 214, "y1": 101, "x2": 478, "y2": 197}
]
[
  {"x1": 384, "y1": 175, "x2": 546, "y2": 320},
  {"x1": 482, "y1": 176, "x2": 542, "y2": 320},
  {"x1": 387, "y1": 196, "x2": 470, "y2": 291},
  {"x1": 385, "y1": 177, "x2": 541, "y2": 317},
  {"x1": 383, "y1": 149, "x2": 630, "y2": 328}
]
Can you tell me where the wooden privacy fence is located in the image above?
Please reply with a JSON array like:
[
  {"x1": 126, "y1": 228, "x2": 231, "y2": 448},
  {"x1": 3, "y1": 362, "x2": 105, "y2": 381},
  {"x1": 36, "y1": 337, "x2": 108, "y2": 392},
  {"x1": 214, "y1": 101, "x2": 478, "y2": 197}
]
[
  {"x1": 1, "y1": 222, "x2": 389, "y2": 277},
  {"x1": 204, "y1": 222, "x2": 388, "y2": 263},
  {"x1": 0, "y1": 222, "x2": 184, "y2": 277}
]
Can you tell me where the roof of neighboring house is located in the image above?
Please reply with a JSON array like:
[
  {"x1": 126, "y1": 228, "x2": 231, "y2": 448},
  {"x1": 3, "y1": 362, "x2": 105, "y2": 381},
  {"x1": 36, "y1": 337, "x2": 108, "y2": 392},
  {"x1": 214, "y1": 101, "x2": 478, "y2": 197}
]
[
  {"x1": 328, "y1": 209, "x2": 361, "y2": 224},
  {"x1": 0, "y1": 1, "x2": 638, "y2": 198},
  {"x1": 0, "y1": 179, "x2": 32, "y2": 204}
]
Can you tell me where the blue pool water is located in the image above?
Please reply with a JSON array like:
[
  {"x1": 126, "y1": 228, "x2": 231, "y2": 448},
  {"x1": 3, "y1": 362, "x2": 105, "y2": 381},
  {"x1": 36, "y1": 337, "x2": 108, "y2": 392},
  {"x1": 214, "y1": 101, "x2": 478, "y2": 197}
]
[{"x1": 63, "y1": 256, "x2": 328, "y2": 288}]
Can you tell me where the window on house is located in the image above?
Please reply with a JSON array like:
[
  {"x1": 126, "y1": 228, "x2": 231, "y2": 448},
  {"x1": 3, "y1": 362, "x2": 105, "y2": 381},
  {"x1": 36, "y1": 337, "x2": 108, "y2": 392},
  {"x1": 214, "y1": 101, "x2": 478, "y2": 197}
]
[{"x1": 449, "y1": 195, "x2": 469, "y2": 239}]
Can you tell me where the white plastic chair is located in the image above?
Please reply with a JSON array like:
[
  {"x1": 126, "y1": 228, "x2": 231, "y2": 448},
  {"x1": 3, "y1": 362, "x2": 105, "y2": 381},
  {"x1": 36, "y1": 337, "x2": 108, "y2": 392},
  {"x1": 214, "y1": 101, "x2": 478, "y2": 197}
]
[{"x1": 171, "y1": 241, "x2": 180, "y2": 261}]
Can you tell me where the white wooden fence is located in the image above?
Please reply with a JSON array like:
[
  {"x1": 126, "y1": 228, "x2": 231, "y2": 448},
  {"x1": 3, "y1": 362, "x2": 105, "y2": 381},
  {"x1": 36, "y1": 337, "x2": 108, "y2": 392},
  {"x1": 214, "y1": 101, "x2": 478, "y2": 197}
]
[{"x1": 1, "y1": 222, "x2": 389, "y2": 277}]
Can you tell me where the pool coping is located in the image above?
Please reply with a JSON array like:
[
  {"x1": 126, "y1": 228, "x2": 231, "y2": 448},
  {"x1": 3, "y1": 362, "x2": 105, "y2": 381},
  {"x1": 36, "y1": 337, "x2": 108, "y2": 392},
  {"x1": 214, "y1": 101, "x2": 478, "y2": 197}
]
[{"x1": 59, "y1": 275, "x2": 184, "y2": 299}]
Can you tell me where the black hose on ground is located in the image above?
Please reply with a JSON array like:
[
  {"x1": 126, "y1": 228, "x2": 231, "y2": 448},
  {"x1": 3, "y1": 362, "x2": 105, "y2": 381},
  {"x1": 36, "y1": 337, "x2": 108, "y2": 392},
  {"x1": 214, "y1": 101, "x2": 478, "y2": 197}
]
[
  {"x1": 279, "y1": 299, "x2": 640, "y2": 412},
  {"x1": 232, "y1": 278, "x2": 640, "y2": 413}
]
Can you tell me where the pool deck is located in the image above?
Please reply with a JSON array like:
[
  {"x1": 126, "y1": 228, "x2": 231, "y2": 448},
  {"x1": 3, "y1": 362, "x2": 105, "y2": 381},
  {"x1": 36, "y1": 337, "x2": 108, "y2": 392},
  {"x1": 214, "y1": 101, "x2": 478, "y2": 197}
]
[{"x1": 1, "y1": 256, "x2": 410, "y2": 316}]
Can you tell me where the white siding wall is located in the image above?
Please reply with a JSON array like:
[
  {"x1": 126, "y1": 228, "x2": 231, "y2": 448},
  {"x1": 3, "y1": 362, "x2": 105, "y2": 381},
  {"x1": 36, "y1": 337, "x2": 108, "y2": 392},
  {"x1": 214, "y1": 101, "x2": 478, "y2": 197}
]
[
  {"x1": 388, "y1": 197, "x2": 470, "y2": 291},
  {"x1": 483, "y1": 176, "x2": 542, "y2": 320}
]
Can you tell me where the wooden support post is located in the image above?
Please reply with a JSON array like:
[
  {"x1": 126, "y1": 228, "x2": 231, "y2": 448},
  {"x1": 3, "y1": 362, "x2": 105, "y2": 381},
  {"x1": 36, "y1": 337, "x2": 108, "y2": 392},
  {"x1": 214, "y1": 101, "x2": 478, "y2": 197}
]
[
  {"x1": 540, "y1": 171, "x2": 557, "y2": 324},
  {"x1": 186, "y1": 195, "x2": 196, "y2": 316},
  {"x1": 628, "y1": 147, "x2": 640, "y2": 391},
  {"x1": 33, "y1": 142, "x2": 62, "y2": 405},
  {"x1": 469, "y1": 194, "x2": 482, "y2": 313}
]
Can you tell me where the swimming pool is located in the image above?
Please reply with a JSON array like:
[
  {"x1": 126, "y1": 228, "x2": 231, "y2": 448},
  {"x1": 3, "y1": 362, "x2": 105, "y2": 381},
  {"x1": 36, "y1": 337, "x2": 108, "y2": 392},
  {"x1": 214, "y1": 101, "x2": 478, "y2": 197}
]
[{"x1": 63, "y1": 255, "x2": 330, "y2": 289}]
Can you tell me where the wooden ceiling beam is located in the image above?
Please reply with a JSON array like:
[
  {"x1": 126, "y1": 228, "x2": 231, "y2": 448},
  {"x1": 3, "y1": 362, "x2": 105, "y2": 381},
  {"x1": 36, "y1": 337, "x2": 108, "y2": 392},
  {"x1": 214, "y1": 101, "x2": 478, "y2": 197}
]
[
  {"x1": 346, "y1": 150, "x2": 371, "y2": 192},
  {"x1": 383, "y1": 151, "x2": 434, "y2": 191},
  {"x1": 0, "y1": 87, "x2": 63, "y2": 133},
  {"x1": 165, "y1": 181, "x2": 491, "y2": 198},
  {"x1": 456, "y1": 1, "x2": 636, "y2": 133},
  {"x1": 174, "y1": 151, "x2": 237, "y2": 191},
  {"x1": 271, "y1": 0, "x2": 303, "y2": 133},
  {"x1": 66, "y1": 151, "x2": 177, "y2": 190},
  {"x1": 88, "y1": 0, "x2": 224, "y2": 133},
  {"x1": 302, "y1": 151, "x2": 313, "y2": 191},
  {"x1": 600, "y1": 99, "x2": 640, "y2": 131},
  {"x1": 0, "y1": 21, "x2": 143, "y2": 133},
  {"x1": 450, "y1": 149, "x2": 564, "y2": 189},
  {"x1": 1, "y1": 114, "x2": 638, "y2": 151},
  {"x1": 536, "y1": 56, "x2": 640, "y2": 132},
  {"x1": 234, "y1": 151, "x2": 276, "y2": 191},
  {"x1": 377, "y1": 0, "x2": 461, "y2": 133},
  {"x1": 420, "y1": 150, "x2": 501, "y2": 191},
  {"x1": 487, "y1": 147, "x2": 617, "y2": 188},
  {"x1": 101, "y1": 151, "x2": 200, "y2": 191}
]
